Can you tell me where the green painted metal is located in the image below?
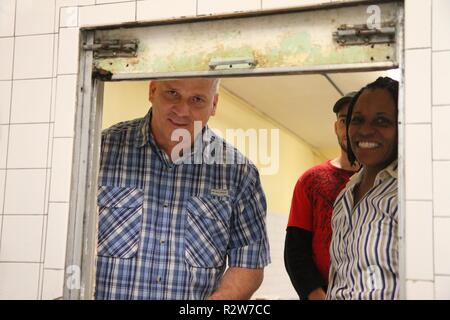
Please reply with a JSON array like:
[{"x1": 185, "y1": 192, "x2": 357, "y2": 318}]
[{"x1": 94, "y1": 2, "x2": 399, "y2": 75}]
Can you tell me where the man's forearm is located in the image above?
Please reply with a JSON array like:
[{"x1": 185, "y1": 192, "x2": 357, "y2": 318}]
[{"x1": 208, "y1": 267, "x2": 264, "y2": 300}]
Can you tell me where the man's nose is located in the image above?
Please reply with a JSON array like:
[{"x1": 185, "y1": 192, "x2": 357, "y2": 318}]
[{"x1": 172, "y1": 99, "x2": 190, "y2": 117}]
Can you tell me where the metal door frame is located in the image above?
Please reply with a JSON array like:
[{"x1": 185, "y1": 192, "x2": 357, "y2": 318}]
[{"x1": 64, "y1": 1, "x2": 405, "y2": 300}]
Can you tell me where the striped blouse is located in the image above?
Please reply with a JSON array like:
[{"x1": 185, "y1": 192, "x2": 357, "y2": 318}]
[{"x1": 327, "y1": 160, "x2": 398, "y2": 300}]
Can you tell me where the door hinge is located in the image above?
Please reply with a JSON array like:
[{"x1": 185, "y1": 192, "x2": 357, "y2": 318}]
[
  {"x1": 83, "y1": 39, "x2": 138, "y2": 58},
  {"x1": 333, "y1": 23, "x2": 395, "y2": 46}
]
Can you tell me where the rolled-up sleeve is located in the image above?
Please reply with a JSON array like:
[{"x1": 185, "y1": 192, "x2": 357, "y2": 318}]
[{"x1": 228, "y1": 164, "x2": 271, "y2": 268}]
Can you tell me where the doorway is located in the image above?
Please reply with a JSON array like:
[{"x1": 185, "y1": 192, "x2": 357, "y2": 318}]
[{"x1": 64, "y1": 0, "x2": 404, "y2": 299}]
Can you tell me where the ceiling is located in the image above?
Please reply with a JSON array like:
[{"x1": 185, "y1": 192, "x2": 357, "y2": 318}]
[{"x1": 221, "y1": 70, "x2": 398, "y2": 159}]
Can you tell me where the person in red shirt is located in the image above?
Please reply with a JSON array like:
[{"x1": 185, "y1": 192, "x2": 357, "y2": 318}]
[{"x1": 284, "y1": 92, "x2": 360, "y2": 300}]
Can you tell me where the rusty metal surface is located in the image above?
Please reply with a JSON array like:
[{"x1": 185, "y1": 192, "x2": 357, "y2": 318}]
[{"x1": 94, "y1": 2, "x2": 399, "y2": 76}]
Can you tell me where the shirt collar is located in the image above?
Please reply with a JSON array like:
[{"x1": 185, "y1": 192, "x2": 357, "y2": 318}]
[
  {"x1": 134, "y1": 109, "x2": 152, "y2": 148},
  {"x1": 346, "y1": 159, "x2": 398, "y2": 189},
  {"x1": 134, "y1": 108, "x2": 215, "y2": 164}
]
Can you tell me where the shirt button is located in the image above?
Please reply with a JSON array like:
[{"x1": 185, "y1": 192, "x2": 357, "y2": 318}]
[
  {"x1": 163, "y1": 201, "x2": 169, "y2": 208},
  {"x1": 156, "y1": 276, "x2": 162, "y2": 283},
  {"x1": 160, "y1": 239, "x2": 165, "y2": 244}
]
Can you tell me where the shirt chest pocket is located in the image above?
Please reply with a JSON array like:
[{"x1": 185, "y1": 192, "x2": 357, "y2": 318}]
[
  {"x1": 97, "y1": 186, "x2": 144, "y2": 259},
  {"x1": 185, "y1": 196, "x2": 232, "y2": 268}
]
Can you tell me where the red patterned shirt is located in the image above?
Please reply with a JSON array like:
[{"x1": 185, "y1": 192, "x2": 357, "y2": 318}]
[{"x1": 288, "y1": 161, "x2": 354, "y2": 284}]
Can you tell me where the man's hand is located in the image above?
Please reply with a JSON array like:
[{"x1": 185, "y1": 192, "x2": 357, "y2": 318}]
[
  {"x1": 308, "y1": 287, "x2": 326, "y2": 300},
  {"x1": 208, "y1": 267, "x2": 264, "y2": 300}
]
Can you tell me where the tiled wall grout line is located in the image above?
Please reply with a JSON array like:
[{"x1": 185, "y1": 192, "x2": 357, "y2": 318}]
[
  {"x1": 1, "y1": 33, "x2": 57, "y2": 41},
  {"x1": 9, "y1": 121, "x2": 55, "y2": 125},
  {"x1": 430, "y1": 0, "x2": 436, "y2": 300},
  {"x1": 10, "y1": 77, "x2": 57, "y2": 81},
  {"x1": 40, "y1": 0, "x2": 59, "y2": 284},
  {"x1": 2, "y1": 214, "x2": 49, "y2": 216},
  {"x1": 432, "y1": 49, "x2": 450, "y2": 53},
  {"x1": 44, "y1": 267, "x2": 64, "y2": 271},
  {"x1": 0, "y1": 0, "x2": 18, "y2": 264},
  {"x1": 0, "y1": 260, "x2": 42, "y2": 264}
]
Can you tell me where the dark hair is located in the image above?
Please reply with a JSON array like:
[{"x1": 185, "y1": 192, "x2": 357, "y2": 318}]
[
  {"x1": 345, "y1": 76, "x2": 399, "y2": 165},
  {"x1": 333, "y1": 91, "x2": 358, "y2": 114}
]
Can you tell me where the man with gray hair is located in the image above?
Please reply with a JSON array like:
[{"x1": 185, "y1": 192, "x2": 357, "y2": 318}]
[{"x1": 96, "y1": 78, "x2": 270, "y2": 300}]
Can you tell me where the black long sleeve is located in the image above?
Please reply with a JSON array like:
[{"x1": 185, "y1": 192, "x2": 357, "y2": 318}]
[{"x1": 284, "y1": 226, "x2": 326, "y2": 299}]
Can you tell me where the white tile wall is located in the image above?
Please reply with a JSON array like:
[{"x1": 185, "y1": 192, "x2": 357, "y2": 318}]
[
  {"x1": 50, "y1": 77, "x2": 58, "y2": 122},
  {"x1": 406, "y1": 280, "x2": 434, "y2": 300},
  {"x1": 0, "y1": 215, "x2": 44, "y2": 262},
  {"x1": 13, "y1": 34, "x2": 54, "y2": 79},
  {"x1": 37, "y1": 251, "x2": 45, "y2": 299},
  {"x1": 54, "y1": 0, "x2": 96, "y2": 33},
  {"x1": 4, "y1": 169, "x2": 47, "y2": 215},
  {"x1": 198, "y1": 0, "x2": 260, "y2": 15},
  {"x1": 7, "y1": 124, "x2": 49, "y2": 169},
  {"x1": 435, "y1": 276, "x2": 450, "y2": 300},
  {"x1": 0, "y1": 0, "x2": 16, "y2": 37},
  {"x1": 57, "y1": 28, "x2": 80, "y2": 75},
  {"x1": 54, "y1": 75, "x2": 77, "y2": 137},
  {"x1": 52, "y1": 34, "x2": 59, "y2": 77},
  {"x1": 0, "y1": 81, "x2": 12, "y2": 124},
  {"x1": 44, "y1": 167, "x2": 52, "y2": 215},
  {"x1": 432, "y1": 0, "x2": 450, "y2": 51},
  {"x1": 41, "y1": 269, "x2": 64, "y2": 300},
  {"x1": 0, "y1": 125, "x2": 8, "y2": 169},
  {"x1": 432, "y1": 107, "x2": 450, "y2": 160},
  {"x1": 0, "y1": 263, "x2": 40, "y2": 299},
  {"x1": 10, "y1": 79, "x2": 52, "y2": 124},
  {"x1": 49, "y1": 138, "x2": 74, "y2": 202},
  {"x1": 434, "y1": 218, "x2": 450, "y2": 275},
  {"x1": 60, "y1": 7, "x2": 79, "y2": 28},
  {"x1": 44, "y1": 203, "x2": 69, "y2": 269},
  {"x1": 137, "y1": 0, "x2": 197, "y2": 22},
  {"x1": 56, "y1": 0, "x2": 95, "y2": 8},
  {"x1": 433, "y1": 161, "x2": 450, "y2": 217},
  {"x1": 79, "y1": 2, "x2": 136, "y2": 27},
  {"x1": 39, "y1": 214, "x2": 48, "y2": 264},
  {"x1": 0, "y1": 170, "x2": 5, "y2": 215},
  {"x1": 405, "y1": 201, "x2": 434, "y2": 280},
  {"x1": 96, "y1": 0, "x2": 134, "y2": 3},
  {"x1": 263, "y1": 0, "x2": 328, "y2": 10},
  {"x1": 0, "y1": 38, "x2": 14, "y2": 80},
  {"x1": 404, "y1": 0, "x2": 431, "y2": 49},
  {"x1": 15, "y1": 0, "x2": 55, "y2": 36},
  {"x1": 0, "y1": 0, "x2": 448, "y2": 300},
  {"x1": 405, "y1": 49, "x2": 431, "y2": 123},
  {"x1": 405, "y1": 124, "x2": 433, "y2": 200},
  {"x1": 432, "y1": 51, "x2": 450, "y2": 106}
]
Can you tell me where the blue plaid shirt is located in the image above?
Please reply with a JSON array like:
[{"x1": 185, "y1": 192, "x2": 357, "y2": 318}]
[{"x1": 95, "y1": 110, "x2": 270, "y2": 300}]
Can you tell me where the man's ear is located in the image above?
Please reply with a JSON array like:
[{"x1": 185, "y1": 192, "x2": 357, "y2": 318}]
[
  {"x1": 334, "y1": 119, "x2": 338, "y2": 135},
  {"x1": 211, "y1": 94, "x2": 219, "y2": 116},
  {"x1": 149, "y1": 81, "x2": 156, "y2": 102}
]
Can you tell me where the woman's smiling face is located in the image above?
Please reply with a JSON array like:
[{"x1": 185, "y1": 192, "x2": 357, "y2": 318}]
[{"x1": 348, "y1": 88, "x2": 397, "y2": 172}]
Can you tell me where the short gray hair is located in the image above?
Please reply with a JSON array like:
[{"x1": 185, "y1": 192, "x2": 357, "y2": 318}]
[{"x1": 212, "y1": 78, "x2": 221, "y2": 94}]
